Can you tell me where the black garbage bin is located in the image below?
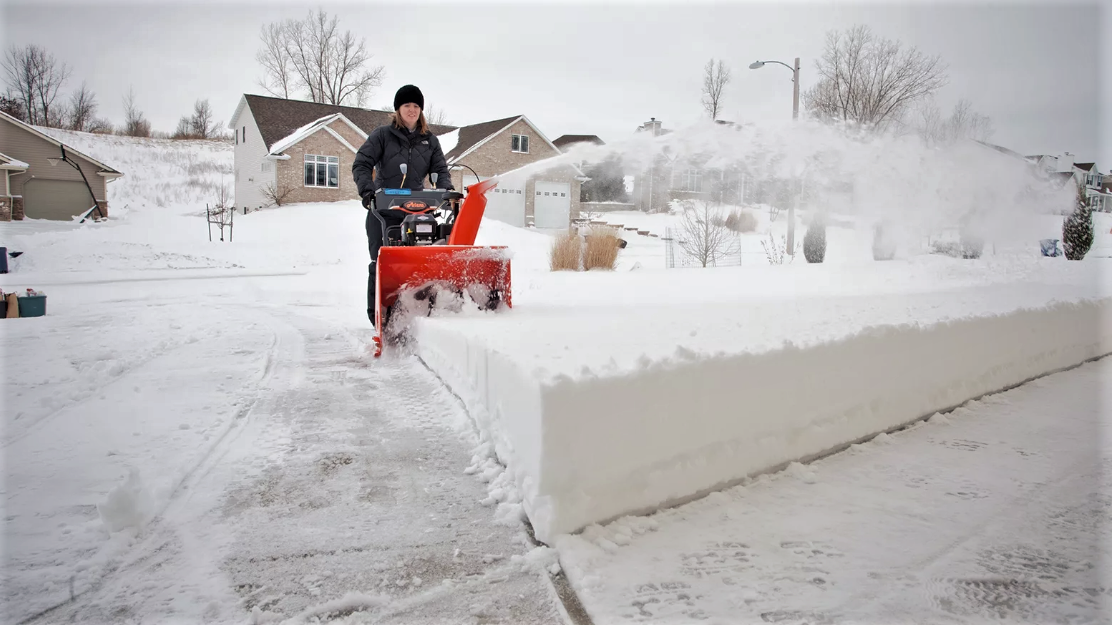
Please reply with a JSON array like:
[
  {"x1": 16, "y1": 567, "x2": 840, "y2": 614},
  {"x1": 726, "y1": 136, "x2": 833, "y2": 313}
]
[{"x1": 0, "y1": 247, "x2": 7, "y2": 274}]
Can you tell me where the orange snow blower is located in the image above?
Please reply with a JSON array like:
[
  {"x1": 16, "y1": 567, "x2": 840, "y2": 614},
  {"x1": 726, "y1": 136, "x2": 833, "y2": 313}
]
[{"x1": 370, "y1": 176, "x2": 510, "y2": 357}]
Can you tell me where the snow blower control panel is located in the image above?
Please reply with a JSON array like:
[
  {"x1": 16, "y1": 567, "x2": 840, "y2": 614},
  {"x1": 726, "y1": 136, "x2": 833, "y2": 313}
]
[{"x1": 372, "y1": 187, "x2": 465, "y2": 247}]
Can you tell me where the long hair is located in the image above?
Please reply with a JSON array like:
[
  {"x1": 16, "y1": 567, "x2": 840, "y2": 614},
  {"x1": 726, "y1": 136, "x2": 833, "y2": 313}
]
[{"x1": 393, "y1": 110, "x2": 429, "y2": 134}]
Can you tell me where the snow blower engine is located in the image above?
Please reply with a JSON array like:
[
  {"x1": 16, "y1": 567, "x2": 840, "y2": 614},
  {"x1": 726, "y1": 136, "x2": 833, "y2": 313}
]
[{"x1": 369, "y1": 166, "x2": 510, "y2": 357}]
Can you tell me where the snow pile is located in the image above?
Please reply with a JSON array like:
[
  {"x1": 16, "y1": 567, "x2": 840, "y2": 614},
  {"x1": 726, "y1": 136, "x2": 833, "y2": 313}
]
[
  {"x1": 97, "y1": 467, "x2": 154, "y2": 532},
  {"x1": 415, "y1": 271, "x2": 1112, "y2": 543}
]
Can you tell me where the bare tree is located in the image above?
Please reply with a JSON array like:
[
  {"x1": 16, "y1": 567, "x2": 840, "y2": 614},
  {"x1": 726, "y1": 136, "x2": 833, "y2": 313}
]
[
  {"x1": 677, "y1": 199, "x2": 740, "y2": 267},
  {"x1": 257, "y1": 22, "x2": 294, "y2": 99},
  {"x1": 803, "y1": 24, "x2": 947, "y2": 132},
  {"x1": 3, "y1": 44, "x2": 72, "y2": 126},
  {"x1": 121, "y1": 87, "x2": 151, "y2": 137},
  {"x1": 424, "y1": 103, "x2": 449, "y2": 126},
  {"x1": 190, "y1": 98, "x2": 220, "y2": 138},
  {"x1": 911, "y1": 97, "x2": 994, "y2": 146},
  {"x1": 701, "y1": 58, "x2": 731, "y2": 120},
  {"x1": 261, "y1": 180, "x2": 295, "y2": 206},
  {"x1": 257, "y1": 8, "x2": 386, "y2": 107},
  {"x1": 68, "y1": 81, "x2": 97, "y2": 131},
  {"x1": 0, "y1": 93, "x2": 24, "y2": 120}
]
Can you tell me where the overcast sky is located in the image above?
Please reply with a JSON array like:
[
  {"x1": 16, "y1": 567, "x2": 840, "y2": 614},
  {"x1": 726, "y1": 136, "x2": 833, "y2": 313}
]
[{"x1": 4, "y1": 0, "x2": 1109, "y2": 169}]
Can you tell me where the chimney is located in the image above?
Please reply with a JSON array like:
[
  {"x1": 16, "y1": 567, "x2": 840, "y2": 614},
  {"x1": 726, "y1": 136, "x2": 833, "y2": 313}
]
[{"x1": 641, "y1": 117, "x2": 662, "y2": 136}]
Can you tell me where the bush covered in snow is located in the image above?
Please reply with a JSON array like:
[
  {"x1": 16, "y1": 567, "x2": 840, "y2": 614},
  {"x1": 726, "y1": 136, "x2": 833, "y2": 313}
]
[
  {"x1": 872, "y1": 221, "x2": 896, "y2": 260},
  {"x1": 1063, "y1": 183, "x2": 1094, "y2": 261},
  {"x1": 803, "y1": 214, "x2": 827, "y2": 263},
  {"x1": 724, "y1": 209, "x2": 758, "y2": 233}
]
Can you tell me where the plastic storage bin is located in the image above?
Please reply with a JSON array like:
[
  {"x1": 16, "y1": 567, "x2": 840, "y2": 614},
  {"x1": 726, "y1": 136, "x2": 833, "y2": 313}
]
[{"x1": 17, "y1": 295, "x2": 46, "y2": 317}]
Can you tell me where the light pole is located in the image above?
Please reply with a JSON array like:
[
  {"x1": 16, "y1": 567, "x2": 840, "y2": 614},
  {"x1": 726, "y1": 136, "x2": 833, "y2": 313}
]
[
  {"x1": 748, "y1": 57, "x2": 799, "y2": 120},
  {"x1": 750, "y1": 56, "x2": 801, "y2": 253}
]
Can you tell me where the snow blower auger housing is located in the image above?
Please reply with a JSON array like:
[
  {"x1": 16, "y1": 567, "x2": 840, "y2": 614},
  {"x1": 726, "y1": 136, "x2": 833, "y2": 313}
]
[{"x1": 370, "y1": 176, "x2": 510, "y2": 357}]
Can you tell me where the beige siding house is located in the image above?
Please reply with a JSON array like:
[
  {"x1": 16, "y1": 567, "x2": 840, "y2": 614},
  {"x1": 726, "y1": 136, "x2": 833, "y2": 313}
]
[
  {"x1": 445, "y1": 116, "x2": 586, "y2": 229},
  {"x1": 0, "y1": 111, "x2": 122, "y2": 221},
  {"x1": 227, "y1": 95, "x2": 584, "y2": 230}
]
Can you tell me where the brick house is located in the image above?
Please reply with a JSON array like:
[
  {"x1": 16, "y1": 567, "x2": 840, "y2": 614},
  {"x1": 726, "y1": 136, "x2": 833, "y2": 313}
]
[
  {"x1": 227, "y1": 95, "x2": 584, "y2": 229},
  {"x1": 444, "y1": 115, "x2": 587, "y2": 229},
  {"x1": 0, "y1": 110, "x2": 123, "y2": 221}
]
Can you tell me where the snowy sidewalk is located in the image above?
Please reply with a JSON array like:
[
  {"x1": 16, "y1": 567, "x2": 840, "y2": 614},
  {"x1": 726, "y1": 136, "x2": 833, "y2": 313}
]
[{"x1": 556, "y1": 358, "x2": 1112, "y2": 624}]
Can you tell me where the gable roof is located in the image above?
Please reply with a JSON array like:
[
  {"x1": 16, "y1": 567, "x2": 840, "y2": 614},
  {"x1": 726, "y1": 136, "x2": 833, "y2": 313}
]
[
  {"x1": 444, "y1": 114, "x2": 570, "y2": 169},
  {"x1": 266, "y1": 112, "x2": 362, "y2": 157},
  {"x1": 1074, "y1": 162, "x2": 1096, "y2": 172},
  {"x1": 235, "y1": 94, "x2": 457, "y2": 151},
  {"x1": 0, "y1": 111, "x2": 122, "y2": 176},
  {"x1": 0, "y1": 152, "x2": 29, "y2": 170},
  {"x1": 553, "y1": 134, "x2": 605, "y2": 151},
  {"x1": 443, "y1": 115, "x2": 520, "y2": 162}
]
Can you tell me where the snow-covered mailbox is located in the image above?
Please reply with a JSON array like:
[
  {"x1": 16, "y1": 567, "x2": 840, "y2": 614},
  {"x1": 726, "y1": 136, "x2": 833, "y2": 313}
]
[{"x1": 414, "y1": 281, "x2": 1112, "y2": 544}]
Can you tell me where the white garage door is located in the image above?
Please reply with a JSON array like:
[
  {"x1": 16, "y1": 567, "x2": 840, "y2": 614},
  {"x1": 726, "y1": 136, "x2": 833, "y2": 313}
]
[
  {"x1": 462, "y1": 175, "x2": 525, "y2": 227},
  {"x1": 534, "y1": 181, "x2": 570, "y2": 229}
]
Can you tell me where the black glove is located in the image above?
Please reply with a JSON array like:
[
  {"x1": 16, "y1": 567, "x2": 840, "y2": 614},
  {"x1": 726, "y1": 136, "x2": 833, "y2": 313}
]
[{"x1": 362, "y1": 194, "x2": 374, "y2": 210}]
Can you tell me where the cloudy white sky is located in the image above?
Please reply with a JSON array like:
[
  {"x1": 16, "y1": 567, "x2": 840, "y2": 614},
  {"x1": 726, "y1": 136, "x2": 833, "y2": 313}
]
[{"x1": 4, "y1": 0, "x2": 1109, "y2": 169}]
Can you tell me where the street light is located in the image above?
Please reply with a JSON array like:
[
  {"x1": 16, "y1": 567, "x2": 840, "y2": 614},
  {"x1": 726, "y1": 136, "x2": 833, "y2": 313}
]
[
  {"x1": 47, "y1": 144, "x2": 103, "y2": 222},
  {"x1": 750, "y1": 56, "x2": 802, "y2": 254},
  {"x1": 749, "y1": 57, "x2": 800, "y2": 121}
]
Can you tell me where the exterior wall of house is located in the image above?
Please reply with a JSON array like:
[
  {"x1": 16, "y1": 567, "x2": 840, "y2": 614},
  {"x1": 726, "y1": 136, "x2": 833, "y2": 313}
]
[
  {"x1": 328, "y1": 119, "x2": 367, "y2": 152},
  {"x1": 231, "y1": 106, "x2": 274, "y2": 210},
  {"x1": 0, "y1": 119, "x2": 109, "y2": 201},
  {"x1": 276, "y1": 130, "x2": 359, "y2": 205},
  {"x1": 454, "y1": 119, "x2": 581, "y2": 227}
]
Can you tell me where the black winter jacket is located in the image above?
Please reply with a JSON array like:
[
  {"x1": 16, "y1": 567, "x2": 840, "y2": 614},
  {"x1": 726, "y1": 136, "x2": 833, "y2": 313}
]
[{"x1": 352, "y1": 123, "x2": 453, "y2": 205}]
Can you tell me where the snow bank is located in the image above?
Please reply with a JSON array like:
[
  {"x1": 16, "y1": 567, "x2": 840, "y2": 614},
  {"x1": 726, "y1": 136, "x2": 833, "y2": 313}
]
[{"x1": 415, "y1": 274, "x2": 1112, "y2": 543}]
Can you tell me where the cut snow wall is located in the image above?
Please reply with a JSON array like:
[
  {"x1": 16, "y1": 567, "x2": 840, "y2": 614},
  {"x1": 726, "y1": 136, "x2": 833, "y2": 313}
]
[{"x1": 416, "y1": 299, "x2": 1112, "y2": 544}]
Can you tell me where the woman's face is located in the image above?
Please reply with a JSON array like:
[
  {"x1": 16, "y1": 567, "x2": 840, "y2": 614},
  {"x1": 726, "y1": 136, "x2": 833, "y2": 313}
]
[{"x1": 399, "y1": 103, "x2": 421, "y2": 127}]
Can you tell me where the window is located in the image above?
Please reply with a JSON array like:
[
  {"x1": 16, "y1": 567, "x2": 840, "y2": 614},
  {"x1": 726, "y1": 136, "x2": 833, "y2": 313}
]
[
  {"x1": 672, "y1": 169, "x2": 703, "y2": 192},
  {"x1": 242, "y1": 126, "x2": 246, "y2": 143},
  {"x1": 304, "y1": 155, "x2": 339, "y2": 188},
  {"x1": 511, "y1": 134, "x2": 529, "y2": 153}
]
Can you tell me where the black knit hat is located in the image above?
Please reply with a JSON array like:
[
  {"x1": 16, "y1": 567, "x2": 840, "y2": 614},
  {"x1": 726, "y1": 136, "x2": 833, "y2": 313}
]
[{"x1": 394, "y1": 85, "x2": 423, "y2": 110}]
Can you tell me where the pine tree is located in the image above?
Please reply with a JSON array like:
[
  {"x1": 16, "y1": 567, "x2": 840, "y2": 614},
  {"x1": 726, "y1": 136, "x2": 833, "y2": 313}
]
[{"x1": 1063, "y1": 181, "x2": 1093, "y2": 261}]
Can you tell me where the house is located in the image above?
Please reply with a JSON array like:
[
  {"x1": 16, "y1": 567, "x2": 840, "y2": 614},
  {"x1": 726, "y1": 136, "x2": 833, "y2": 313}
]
[
  {"x1": 0, "y1": 110, "x2": 123, "y2": 221},
  {"x1": 1025, "y1": 153, "x2": 1109, "y2": 211},
  {"x1": 226, "y1": 94, "x2": 456, "y2": 212},
  {"x1": 441, "y1": 115, "x2": 586, "y2": 229},
  {"x1": 629, "y1": 117, "x2": 749, "y2": 212},
  {"x1": 552, "y1": 135, "x2": 605, "y2": 152},
  {"x1": 227, "y1": 95, "x2": 583, "y2": 229}
]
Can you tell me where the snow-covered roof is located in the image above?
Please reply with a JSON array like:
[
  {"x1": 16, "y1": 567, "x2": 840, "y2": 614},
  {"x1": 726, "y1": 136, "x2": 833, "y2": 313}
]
[
  {"x1": 438, "y1": 129, "x2": 460, "y2": 155},
  {"x1": 0, "y1": 152, "x2": 29, "y2": 169},
  {"x1": 268, "y1": 114, "x2": 342, "y2": 156}
]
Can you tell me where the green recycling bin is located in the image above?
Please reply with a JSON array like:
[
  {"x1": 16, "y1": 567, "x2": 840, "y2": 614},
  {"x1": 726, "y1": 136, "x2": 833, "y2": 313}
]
[{"x1": 17, "y1": 295, "x2": 46, "y2": 317}]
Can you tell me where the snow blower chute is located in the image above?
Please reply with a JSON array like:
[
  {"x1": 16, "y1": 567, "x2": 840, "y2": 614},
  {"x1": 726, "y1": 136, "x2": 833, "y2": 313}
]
[{"x1": 370, "y1": 174, "x2": 510, "y2": 357}]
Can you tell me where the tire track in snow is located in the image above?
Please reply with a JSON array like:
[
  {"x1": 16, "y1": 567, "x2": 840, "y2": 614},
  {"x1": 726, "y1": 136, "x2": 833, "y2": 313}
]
[{"x1": 15, "y1": 307, "x2": 295, "y2": 625}]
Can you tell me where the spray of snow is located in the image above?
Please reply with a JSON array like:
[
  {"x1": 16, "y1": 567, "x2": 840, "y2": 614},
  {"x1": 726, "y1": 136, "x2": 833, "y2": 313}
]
[
  {"x1": 97, "y1": 467, "x2": 154, "y2": 533},
  {"x1": 495, "y1": 118, "x2": 1073, "y2": 248}
]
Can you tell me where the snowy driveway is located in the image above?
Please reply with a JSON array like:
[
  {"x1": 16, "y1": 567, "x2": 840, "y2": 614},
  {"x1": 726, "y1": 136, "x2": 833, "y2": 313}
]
[
  {"x1": 557, "y1": 357, "x2": 1111, "y2": 624},
  {"x1": 3, "y1": 267, "x2": 1109, "y2": 625},
  {"x1": 2, "y1": 272, "x2": 567, "y2": 624}
]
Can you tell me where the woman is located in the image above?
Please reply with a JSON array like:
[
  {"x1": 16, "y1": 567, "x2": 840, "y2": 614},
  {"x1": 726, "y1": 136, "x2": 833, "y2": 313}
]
[{"x1": 352, "y1": 84, "x2": 454, "y2": 325}]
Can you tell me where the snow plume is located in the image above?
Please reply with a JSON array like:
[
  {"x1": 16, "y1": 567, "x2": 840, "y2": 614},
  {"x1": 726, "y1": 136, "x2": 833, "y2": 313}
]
[{"x1": 495, "y1": 118, "x2": 1072, "y2": 247}]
